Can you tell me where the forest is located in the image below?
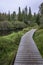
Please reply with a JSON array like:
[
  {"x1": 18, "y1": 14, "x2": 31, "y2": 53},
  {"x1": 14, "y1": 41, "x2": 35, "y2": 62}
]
[{"x1": 0, "y1": 3, "x2": 43, "y2": 35}]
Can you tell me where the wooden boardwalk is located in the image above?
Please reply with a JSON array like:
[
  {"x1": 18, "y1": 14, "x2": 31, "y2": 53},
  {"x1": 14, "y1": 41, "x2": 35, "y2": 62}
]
[{"x1": 14, "y1": 29, "x2": 43, "y2": 65}]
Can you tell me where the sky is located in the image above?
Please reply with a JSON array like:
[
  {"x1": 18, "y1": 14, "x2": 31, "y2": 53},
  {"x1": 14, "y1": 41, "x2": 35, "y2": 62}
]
[{"x1": 0, "y1": 0, "x2": 43, "y2": 14}]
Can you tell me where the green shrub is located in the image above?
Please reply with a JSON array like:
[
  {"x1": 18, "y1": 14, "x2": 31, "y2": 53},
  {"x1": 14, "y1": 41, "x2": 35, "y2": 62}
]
[
  {"x1": 0, "y1": 21, "x2": 13, "y2": 30},
  {"x1": 33, "y1": 29, "x2": 43, "y2": 58},
  {"x1": 39, "y1": 16, "x2": 43, "y2": 29},
  {"x1": 12, "y1": 21, "x2": 27, "y2": 30}
]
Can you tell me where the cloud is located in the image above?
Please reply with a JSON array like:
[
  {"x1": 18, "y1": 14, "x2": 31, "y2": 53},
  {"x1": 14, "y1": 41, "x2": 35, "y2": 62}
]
[{"x1": 0, "y1": 0, "x2": 43, "y2": 14}]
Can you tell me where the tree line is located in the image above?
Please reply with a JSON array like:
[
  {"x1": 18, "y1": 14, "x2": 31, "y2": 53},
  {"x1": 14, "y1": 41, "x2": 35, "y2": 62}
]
[
  {"x1": 0, "y1": 6, "x2": 32, "y2": 22},
  {"x1": 0, "y1": 2, "x2": 43, "y2": 23},
  {"x1": 36, "y1": 2, "x2": 43, "y2": 27}
]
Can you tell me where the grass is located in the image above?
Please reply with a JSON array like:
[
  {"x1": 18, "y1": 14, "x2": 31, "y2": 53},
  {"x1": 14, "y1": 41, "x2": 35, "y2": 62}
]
[
  {"x1": 0, "y1": 27, "x2": 32, "y2": 65},
  {"x1": 33, "y1": 29, "x2": 43, "y2": 58}
]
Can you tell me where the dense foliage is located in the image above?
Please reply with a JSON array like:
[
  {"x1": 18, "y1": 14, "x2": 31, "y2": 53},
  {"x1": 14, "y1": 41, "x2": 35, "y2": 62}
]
[
  {"x1": 33, "y1": 29, "x2": 43, "y2": 58},
  {"x1": 0, "y1": 27, "x2": 32, "y2": 65}
]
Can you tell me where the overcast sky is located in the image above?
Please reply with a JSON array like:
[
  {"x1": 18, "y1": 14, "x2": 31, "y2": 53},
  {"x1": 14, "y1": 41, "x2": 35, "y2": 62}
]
[{"x1": 0, "y1": 0, "x2": 43, "y2": 14}]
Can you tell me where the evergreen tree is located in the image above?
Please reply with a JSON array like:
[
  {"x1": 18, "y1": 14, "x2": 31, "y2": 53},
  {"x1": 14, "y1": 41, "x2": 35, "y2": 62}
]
[
  {"x1": 8, "y1": 11, "x2": 11, "y2": 21},
  {"x1": 33, "y1": 12, "x2": 36, "y2": 22},
  {"x1": 39, "y1": 3, "x2": 43, "y2": 15},
  {"x1": 11, "y1": 11, "x2": 16, "y2": 21},
  {"x1": 0, "y1": 13, "x2": 2, "y2": 21},
  {"x1": 28, "y1": 7, "x2": 32, "y2": 21},
  {"x1": 36, "y1": 13, "x2": 40, "y2": 25},
  {"x1": 25, "y1": 6, "x2": 28, "y2": 15},
  {"x1": 18, "y1": 7, "x2": 22, "y2": 21},
  {"x1": 22, "y1": 10, "x2": 25, "y2": 21},
  {"x1": 24, "y1": 6, "x2": 28, "y2": 24}
]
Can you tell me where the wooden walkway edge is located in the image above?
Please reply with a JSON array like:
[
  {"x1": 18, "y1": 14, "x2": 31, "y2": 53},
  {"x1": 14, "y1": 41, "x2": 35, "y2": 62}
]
[{"x1": 14, "y1": 29, "x2": 43, "y2": 65}]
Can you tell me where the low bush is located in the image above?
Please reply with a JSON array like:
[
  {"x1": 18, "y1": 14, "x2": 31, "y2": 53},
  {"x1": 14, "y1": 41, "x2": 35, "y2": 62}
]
[
  {"x1": 39, "y1": 16, "x2": 43, "y2": 29},
  {"x1": 33, "y1": 29, "x2": 43, "y2": 58},
  {"x1": 12, "y1": 21, "x2": 27, "y2": 31}
]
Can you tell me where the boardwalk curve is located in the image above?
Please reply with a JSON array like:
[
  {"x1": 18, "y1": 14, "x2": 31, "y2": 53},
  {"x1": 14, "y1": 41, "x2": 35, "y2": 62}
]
[{"x1": 14, "y1": 29, "x2": 43, "y2": 65}]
